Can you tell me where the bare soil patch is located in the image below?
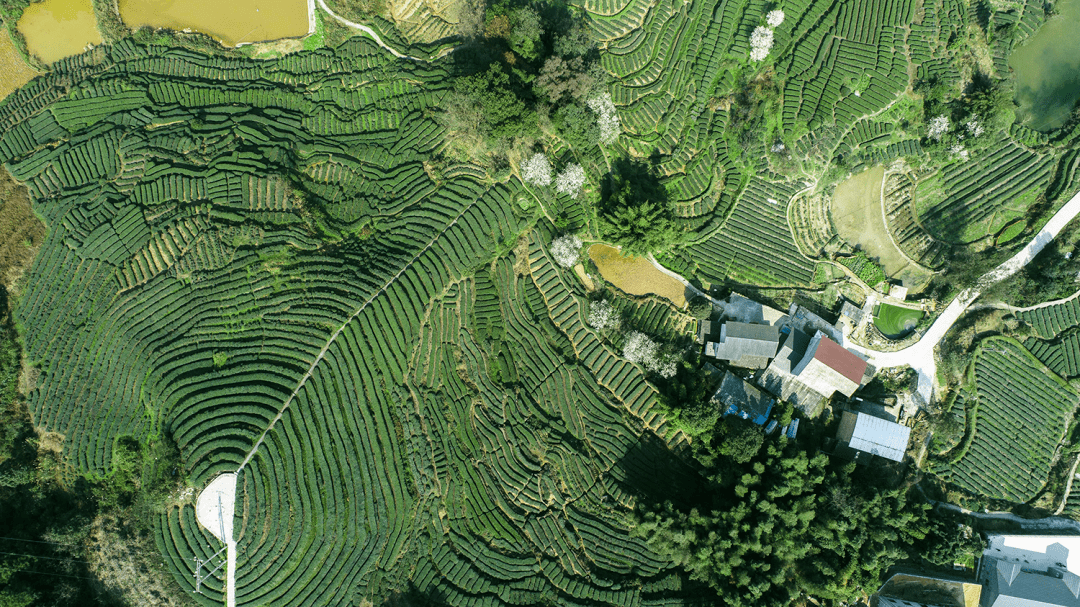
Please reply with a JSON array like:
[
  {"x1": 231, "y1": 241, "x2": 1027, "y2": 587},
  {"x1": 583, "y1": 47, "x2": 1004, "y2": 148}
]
[
  {"x1": 0, "y1": 32, "x2": 39, "y2": 102},
  {"x1": 589, "y1": 244, "x2": 687, "y2": 307},
  {"x1": 0, "y1": 169, "x2": 47, "y2": 299}
]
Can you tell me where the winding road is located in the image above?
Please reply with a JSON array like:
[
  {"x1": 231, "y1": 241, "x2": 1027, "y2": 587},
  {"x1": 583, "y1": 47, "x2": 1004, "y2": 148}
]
[
  {"x1": 849, "y1": 188, "x2": 1080, "y2": 401},
  {"x1": 651, "y1": 188, "x2": 1080, "y2": 402},
  {"x1": 314, "y1": 0, "x2": 456, "y2": 61}
]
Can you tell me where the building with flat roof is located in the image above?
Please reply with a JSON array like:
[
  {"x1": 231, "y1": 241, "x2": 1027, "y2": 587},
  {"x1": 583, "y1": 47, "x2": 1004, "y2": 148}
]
[
  {"x1": 705, "y1": 321, "x2": 780, "y2": 368},
  {"x1": 836, "y1": 411, "x2": 910, "y2": 462},
  {"x1": 712, "y1": 371, "x2": 774, "y2": 425},
  {"x1": 873, "y1": 573, "x2": 980, "y2": 607}
]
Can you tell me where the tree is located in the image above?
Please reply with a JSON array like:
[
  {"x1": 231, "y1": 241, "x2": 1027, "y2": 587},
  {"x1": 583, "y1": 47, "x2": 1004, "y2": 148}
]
[
  {"x1": 749, "y1": 26, "x2": 774, "y2": 61},
  {"x1": 555, "y1": 163, "x2": 586, "y2": 198},
  {"x1": 623, "y1": 331, "x2": 677, "y2": 378},
  {"x1": 687, "y1": 295, "x2": 713, "y2": 319},
  {"x1": 521, "y1": 152, "x2": 552, "y2": 186},
  {"x1": 586, "y1": 299, "x2": 621, "y2": 331},
  {"x1": 509, "y1": 7, "x2": 544, "y2": 61},
  {"x1": 965, "y1": 80, "x2": 1015, "y2": 133},
  {"x1": 452, "y1": 63, "x2": 537, "y2": 143},
  {"x1": 599, "y1": 160, "x2": 678, "y2": 256},
  {"x1": 549, "y1": 234, "x2": 582, "y2": 267},
  {"x1": 534, "y1": 56, "x2": 601, "y2": 104},
  {"x1": 587, "y1": 93, "x2": 621, "y2": 145}
]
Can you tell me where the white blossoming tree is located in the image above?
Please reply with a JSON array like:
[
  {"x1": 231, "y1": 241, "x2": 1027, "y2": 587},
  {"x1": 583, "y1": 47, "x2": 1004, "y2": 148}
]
[
  {"x1": 587, "y1": 93, "x2": 621, "y2": 145},
  {"x1": 928, "y1": 115, "x2": 950, "y2": 141},
  {"x1": 550, "y1": 234, "x2": 582, "y2": 268},
  {"x1": 587, "y1": 299, "x2": 621, "y2": 331},
  {"x1": 766, "y1": 9, "x2": 785, "y2": 27},
  {"x1": 623, "y1": 331, "x2": 677, "y2": 378},
  {"x1": 948, "y1": 143, "x2": 969, "y2": 161},
  {"x1": 522, "y1": 153, "x2": 552, "y2": 186},
  {"x1": 555, "y1": 164, "x2": 586, "y2": 198},
  {"x1": 749, "y1": 26, "x2": 774, "y2": 61},
  {"x1": 966, "y1": 117, "x2": 984, "y2": 138}
]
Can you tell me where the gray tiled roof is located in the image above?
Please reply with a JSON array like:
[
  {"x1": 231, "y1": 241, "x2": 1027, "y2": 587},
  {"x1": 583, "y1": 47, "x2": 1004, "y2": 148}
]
[{"x1": 984, "y1": 558, "x2": 1080, "y2": 607}]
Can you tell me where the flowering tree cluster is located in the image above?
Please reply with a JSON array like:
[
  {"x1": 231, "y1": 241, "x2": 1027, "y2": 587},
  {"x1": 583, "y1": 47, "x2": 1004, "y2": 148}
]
[
  {"x1": 948, "y1": 144, "x2": 969, "y2": 161},
  {"x1": 522, "y1": 152, "x2": 552, "y2": 186},
  {"x1": 749, "y1": 26, "x2": 774, "y2": 62},
  {"x1": 766, "y1": 9, "x2": 785, "y2": 27},
  {"x1": 587, "y1": 93, "x2": 621, "y2": 145},
  {"x1": 623, "y1": 331, "x2": 677, "y2": 378},
  {"x1": 965, "y1": 117, "x2": 984, "y2": 138},
  {"x1": 555, "y1": 163, "x2": 586, "y2": 198},
  {"x1": 550, "y1": 234, "x2": 582, "y2": 268},
  {"x1": 928, "y1": 115, "x2": 949, "y2": 141},
  {"x1": 587, "y1": 299, "x2": 621, "y2": 331}
]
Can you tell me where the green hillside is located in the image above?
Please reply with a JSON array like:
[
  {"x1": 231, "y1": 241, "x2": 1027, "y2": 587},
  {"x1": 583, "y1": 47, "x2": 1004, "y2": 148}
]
[{"x1": 3, "y1": 0, "x2": 1080, "y2": 601}]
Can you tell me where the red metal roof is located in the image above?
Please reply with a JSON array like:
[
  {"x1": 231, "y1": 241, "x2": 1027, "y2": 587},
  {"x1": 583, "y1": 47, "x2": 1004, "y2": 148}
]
[{"x1": 813, "y1": 336, "x2": 867, "y2": 385}]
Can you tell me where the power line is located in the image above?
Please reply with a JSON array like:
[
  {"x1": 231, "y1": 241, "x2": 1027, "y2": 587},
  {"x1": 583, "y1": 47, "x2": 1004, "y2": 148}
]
[
  {"x1": 10, "y1": 568, "x2": 96, "y2": 581},
  {"x1": 0, "y1": 550, "x2": 89, "y2": 564},
  {"x1": 0, "y1": 536, "x2": 78, "y2": 547}
]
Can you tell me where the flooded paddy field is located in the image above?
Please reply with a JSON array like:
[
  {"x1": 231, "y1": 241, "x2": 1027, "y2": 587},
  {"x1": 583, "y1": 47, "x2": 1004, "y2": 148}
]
[
  {"x1": 118, "y1": 0, "x2": 309, "y2": 47},
  {"x1": 17, "y1": 0, "x2": 102, "y2": 64},
  {"x1": 1010, "y1": 0, "x2": 1080, "y2": 131}
]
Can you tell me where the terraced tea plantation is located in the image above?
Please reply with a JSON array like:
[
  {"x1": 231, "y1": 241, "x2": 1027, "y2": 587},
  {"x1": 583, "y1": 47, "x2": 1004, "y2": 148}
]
[
  {"x1": 930, "y1": 338, "x2": 1079, "y2": 503},
  {"x1": 0, "y1": 37, "x2": 713, "y2": 606}
]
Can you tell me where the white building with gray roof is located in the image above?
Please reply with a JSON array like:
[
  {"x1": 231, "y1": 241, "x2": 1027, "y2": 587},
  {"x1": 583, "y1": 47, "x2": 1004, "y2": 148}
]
[{"x1": 980, "y1": 535, "x2": 1080, "y2": 607}]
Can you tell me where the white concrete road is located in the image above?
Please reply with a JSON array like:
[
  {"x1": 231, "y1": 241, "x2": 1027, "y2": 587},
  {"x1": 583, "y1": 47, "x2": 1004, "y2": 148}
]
[
  {"x1": 849, "y1": 188, "x2": 1080, "y2": 401},
  {"x1": 195, "y1": 473, "x2": 237, "y2": 607},
  {"x1": 652, "y1": 188, "x2": 1080, "y2": 403}
]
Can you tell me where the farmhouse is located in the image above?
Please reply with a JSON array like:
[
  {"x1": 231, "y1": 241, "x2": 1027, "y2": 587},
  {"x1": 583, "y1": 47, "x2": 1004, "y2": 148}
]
[
  {"x1": 704, "y1": 321, "x2": 780, "y2": 368},
  {"x1": 835, "y1": 411, "x2": 910, "y2": 462},
  {"x1": 980, "y1": 535, "x2": 1080, "y2": 607},
  {"x1": 791, "y1": 331, "x2": 868, "y2": 398},
  {"x1": 758, "y1": 328, "x2": 827, "y2": 415},
  {"x1": 712, "y1": 371, "x2": 773, "y2": 425},
  {"x1": 759, "y1": 329, "x2": 869, "y2": 416},
  {"x1": 696, "y1": 319, "x2": 720, "y2": 344}
]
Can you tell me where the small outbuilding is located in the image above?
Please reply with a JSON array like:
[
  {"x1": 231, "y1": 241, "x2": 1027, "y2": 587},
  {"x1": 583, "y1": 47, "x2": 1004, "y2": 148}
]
[
  {"x1": 712, "y1": 371, "x2": 774, "y2": 425},
  {"x1": 835, "y1": 411, "x2": 910, "y2": 462}
]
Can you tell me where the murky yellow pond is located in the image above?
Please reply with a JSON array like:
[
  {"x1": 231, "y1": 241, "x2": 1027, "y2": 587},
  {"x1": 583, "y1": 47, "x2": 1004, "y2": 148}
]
[
  {"x1": 17, "y1": 0, "x2": 102, "y2": 64},
  {"x1": 0, "y1": 33, "x2": 40, "y2": 101},
  {"x1": 118, "y1": 0, "x2": 309, "y2": 47}
]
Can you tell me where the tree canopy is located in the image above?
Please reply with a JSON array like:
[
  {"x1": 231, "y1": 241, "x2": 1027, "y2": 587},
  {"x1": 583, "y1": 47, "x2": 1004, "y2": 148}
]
[
  {"x1": 634, "y1": 424, "x2": 967, "y2": 606},
  {"x1": 599, "y1": 160, "x2": 679, "y2": 256}
]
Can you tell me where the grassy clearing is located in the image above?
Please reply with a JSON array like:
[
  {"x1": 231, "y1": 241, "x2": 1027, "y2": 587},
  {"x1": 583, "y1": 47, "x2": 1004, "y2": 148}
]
[
  {"x1": 590, "y1": 243, "x2": 687, "y2": 307},
  {"x1": 832, "y1": 166, "x2": 917, "y2": 278},
  {"x1": 995, "y1": 219, "x2": 1026, "y2": 244},
  {"x1": 874, "y1": 303, "x2": 924, "y2": 338}
]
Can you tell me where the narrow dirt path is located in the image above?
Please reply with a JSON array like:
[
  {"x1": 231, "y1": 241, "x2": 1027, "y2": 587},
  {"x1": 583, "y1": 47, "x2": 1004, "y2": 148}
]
[{"x1": 315, "y1": 0, "x2": 456, "y2": 61}]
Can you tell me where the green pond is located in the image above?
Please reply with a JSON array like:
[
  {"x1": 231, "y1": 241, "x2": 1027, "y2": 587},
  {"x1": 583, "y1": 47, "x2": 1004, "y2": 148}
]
[{"x1": 1010, "y1": 0, "x2": 1080, "y2": 131}]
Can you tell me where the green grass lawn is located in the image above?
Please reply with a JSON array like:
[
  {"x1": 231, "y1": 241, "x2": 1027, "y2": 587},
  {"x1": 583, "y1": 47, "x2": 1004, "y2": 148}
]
[{"x1": 874, "y1": 303, "x2": 924, "y2": 338}]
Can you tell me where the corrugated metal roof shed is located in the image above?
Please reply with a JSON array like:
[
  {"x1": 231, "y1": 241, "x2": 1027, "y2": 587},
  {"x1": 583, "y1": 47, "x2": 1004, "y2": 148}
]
[{"x1": 846, "y1": 412, "x2": 910, "y2": 462}]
